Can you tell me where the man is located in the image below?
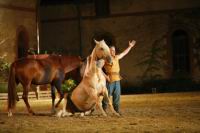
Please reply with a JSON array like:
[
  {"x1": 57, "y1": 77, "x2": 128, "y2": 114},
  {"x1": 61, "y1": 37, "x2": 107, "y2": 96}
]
[{"x1": 103, "y1": 40, "x2": 136, "y2": 114}]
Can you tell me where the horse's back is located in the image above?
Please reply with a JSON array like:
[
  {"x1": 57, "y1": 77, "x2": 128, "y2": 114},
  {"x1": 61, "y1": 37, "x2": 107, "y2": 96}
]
[
  {"x1": 13, "y1": 58, "x2": 54, "y2": 82},
  {"x1": 12, "y1": 55, "x2": 82, "y2": 85}
]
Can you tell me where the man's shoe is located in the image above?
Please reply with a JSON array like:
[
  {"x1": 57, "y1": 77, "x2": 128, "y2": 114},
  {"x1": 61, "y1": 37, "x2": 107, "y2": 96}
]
[{"x1": 116, "y1": 111, "x2": 122, "y2": 116}]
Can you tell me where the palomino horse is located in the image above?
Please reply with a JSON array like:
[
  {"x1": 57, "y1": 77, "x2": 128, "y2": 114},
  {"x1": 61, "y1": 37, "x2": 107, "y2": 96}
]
[
  {"x1": 7, "y1": 55, "x2": 82, "y2": 116},
  {"x1": 57, "y1": 40, "x2": 120, "y2": 117}
]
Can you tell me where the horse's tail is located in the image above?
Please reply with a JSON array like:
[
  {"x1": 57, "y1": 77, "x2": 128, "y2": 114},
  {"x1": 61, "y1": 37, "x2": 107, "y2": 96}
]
[{"x1": 7, "y1": 63, "x2": 17, "y2": 110}]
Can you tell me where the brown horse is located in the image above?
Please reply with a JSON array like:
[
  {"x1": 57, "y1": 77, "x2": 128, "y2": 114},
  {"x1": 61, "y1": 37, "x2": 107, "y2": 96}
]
[
  {"x1": 7, "y1": 55, "x2": 82, "y2": 116},
  {"x1": 57, "y1": 40, "x2": 120, "y2": 117}
]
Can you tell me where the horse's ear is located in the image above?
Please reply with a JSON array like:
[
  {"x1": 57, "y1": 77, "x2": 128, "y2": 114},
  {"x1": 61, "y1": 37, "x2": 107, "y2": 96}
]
[{"x1": 94, "y1": 39, "x2": 99, "y2": 44}]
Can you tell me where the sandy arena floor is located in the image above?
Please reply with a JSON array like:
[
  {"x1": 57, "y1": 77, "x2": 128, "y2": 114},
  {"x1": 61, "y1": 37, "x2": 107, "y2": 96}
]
[{"x1": 0, "y1": 92, "x2": 200, "y2": 133}]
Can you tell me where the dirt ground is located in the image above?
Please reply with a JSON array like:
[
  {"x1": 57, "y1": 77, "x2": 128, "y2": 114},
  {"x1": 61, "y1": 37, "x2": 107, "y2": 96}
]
[{"x1": 0, "y1": 92, "x2": 200, "y2": 133}]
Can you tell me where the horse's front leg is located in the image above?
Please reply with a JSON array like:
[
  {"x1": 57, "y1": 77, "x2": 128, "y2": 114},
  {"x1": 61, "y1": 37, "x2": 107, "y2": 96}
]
[
  {"x1": 103, "y1": 89, "x2": 120, "y2": 116},
  {"x1": 51, "y1": 85, "x2": 56, "y2": 114},
  {"x1": 22, "y1": 84, "x2": 35, "y2": 115},
  {"x1": 57, "y1": 93, "x2": 73, "y2": 117}
]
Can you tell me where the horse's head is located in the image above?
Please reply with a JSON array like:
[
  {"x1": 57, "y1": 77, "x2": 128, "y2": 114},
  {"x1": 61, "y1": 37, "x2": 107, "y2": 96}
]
[{"x1": 93, "y1": 39, "x2": 112, "y2": 64}]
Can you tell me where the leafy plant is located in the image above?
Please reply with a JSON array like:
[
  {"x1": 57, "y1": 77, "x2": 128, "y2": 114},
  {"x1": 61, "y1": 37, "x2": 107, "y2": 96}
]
[
  {"x1": 136, "y1": 35, "x2": 167, "y2": 82},
  {"x1": 28, "y1": 48, "x2": 49, "y2": 55},
  {"x1": 0, "y1": 57, "x2": 10, "y2": 81},
  {"x1": 28, "y1": 48, "x2": 36, "y2": 55},
  {"x1": 61, "y1": 78, "x2": 77, "y2": 93}
]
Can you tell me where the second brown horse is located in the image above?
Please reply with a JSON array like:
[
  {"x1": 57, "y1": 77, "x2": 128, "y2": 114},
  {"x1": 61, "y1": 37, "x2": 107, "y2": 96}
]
[{"x1": 7, "y1": 55, "x2": 82, "y2": 116}]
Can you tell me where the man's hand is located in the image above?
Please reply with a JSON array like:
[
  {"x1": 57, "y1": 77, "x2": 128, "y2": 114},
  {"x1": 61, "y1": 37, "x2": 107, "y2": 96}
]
[
  {"x1": 117, "y1": 39, "x2": 136, "y2": 60},
  {"x1": 105, "y1": 75, "x2": 110, "y2": 82},
  {"x1": 129, "y1": 40, "x2": 136, "y2": 48}
]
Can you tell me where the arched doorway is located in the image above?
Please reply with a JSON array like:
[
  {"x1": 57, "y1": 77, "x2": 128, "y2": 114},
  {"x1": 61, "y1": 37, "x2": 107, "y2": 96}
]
[
  {"x1": 91, "y1": 31, "x2": 116, "y2": 47},
  {"x1": 16, "y1": 26, "x2": 29, "y2": 59},
  {"x1": 171, "y1": 29, "x2": 190, "y2": 77}
]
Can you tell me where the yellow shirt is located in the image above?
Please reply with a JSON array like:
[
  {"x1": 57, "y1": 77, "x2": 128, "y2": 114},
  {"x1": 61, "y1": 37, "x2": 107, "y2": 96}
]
[{"x1": 104, "y1": 56, "x2": 122, "y2": 82}]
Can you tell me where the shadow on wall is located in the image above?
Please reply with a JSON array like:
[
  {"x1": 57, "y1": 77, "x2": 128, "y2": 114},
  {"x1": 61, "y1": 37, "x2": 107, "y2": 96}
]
[{"x1": 16, "y1": 25, "x2": 29, "y2": 59}]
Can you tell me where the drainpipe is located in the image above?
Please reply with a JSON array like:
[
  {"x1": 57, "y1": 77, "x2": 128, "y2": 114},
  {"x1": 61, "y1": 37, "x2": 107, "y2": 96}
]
[{"x1": 36, "y1": 0, "x2": 40, "y2": 54}]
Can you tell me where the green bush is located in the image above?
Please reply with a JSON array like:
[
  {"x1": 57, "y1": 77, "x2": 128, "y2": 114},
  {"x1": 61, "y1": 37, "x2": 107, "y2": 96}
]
[
  {"x1": 61, "y1": 78, "x2": 77, "y2": 93},
  {"x1": 0, "y1": 57, "x2": 10, "y2": 82}
]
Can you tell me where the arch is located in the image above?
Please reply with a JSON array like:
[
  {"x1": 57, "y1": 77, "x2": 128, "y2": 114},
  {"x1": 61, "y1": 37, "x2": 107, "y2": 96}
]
[
  {"x1": 16, "y1": 26, "x2": 29, "y2": 59},
  {"x1": 91, "y1": 30, "x2": 116, "y2": 47},
  {"x1": 171, "y1": 29, "x2": 190, "y2": 77}
]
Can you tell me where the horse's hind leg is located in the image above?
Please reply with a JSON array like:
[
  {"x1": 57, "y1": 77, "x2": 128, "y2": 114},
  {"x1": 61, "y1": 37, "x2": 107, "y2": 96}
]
[
  {"x1": 54, "y1": 81, "x2": 64, "y2": 108},
  {"x1": 22, "y1": 84, "x2": 35, "y2": 115},
  {"x1": 57, "y1": 93, "x2": 67, "y2": 117},
  {"x1": 97, "y1": 96, "x2": 107, "y2": 116},
  {"x1": 55, "y1": 94, "x2": 64, "y2": 108},
  {"x1": 51, "y1": 85, "x2": 56, "y2": 114},
  {"x1": 57, "y1": 93, "x2": 72, "y2": 117}
]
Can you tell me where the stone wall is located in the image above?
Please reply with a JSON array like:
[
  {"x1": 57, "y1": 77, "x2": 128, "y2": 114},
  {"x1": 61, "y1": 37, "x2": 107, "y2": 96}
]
[
  {"x1": 40, "y1": 0, "x2": 200, "y2": 87},
  {"x1": 0, "y1": 0, "x2": 36, "y2": 62},
  {"x1": 80, "y1": 14, "x2": 171, "y2": 86},
  {"x1": 110, "y1": 0, "x2": 200, "y2": 14}
]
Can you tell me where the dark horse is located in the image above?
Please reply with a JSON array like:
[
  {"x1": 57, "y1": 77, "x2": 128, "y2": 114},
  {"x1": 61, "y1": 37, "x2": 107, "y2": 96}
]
[{"x1": 7, "y1": 55, "x2": 82, "y2": 116}]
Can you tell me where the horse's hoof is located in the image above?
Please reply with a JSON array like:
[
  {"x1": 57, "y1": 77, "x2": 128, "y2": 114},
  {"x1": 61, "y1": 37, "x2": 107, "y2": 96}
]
[
  {"x1": 102, "y1": 113, "x2": 107, "y2": 117},
  {"x1": 32, "y1": 112, "x2": 36, "y2": 115},
  {"x1": 8, "y1": 112, "x2": 13, "y2": 117},
  {"x1": 51, "y1": 109, "x2": 56, "y2": 115},
  {"x1": 56, "y1": 110, "x2": 72, "y2": 117},
  {"x1": 84, "y1": 111, "x2": 92, "y2": 116},
  {"x1": 56, "y1": 110, "x2": 63, "y2": 118},
  {"x1": 80, "y1": 113, "x2": 85, "y2": 117},
  {"x1": 8, "y1": 109, "x2": 13, "y2": 117},
  {"x1": 28, "y1": 112, "x2": 35, "y2": 116},
  {"x1": 62, "y1": 112, "x2": 73, "y2": 117},
  {"x1": 115, "y1": 112, "x2": 121, "y2": 117},
  {"x1": 28, "y1": 109, "x2": 35, "y2": 116}
]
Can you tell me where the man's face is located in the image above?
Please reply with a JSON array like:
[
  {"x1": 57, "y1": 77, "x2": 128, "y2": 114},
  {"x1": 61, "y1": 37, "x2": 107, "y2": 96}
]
[{"x1": 110, "y1": 46, "x2": 116, "y2": 56}]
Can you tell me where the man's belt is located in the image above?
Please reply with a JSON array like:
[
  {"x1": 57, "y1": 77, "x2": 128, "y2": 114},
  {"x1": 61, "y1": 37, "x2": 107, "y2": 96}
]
[{"x1": 108, "y1": 72, "x2": 120, "y2": 75}]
